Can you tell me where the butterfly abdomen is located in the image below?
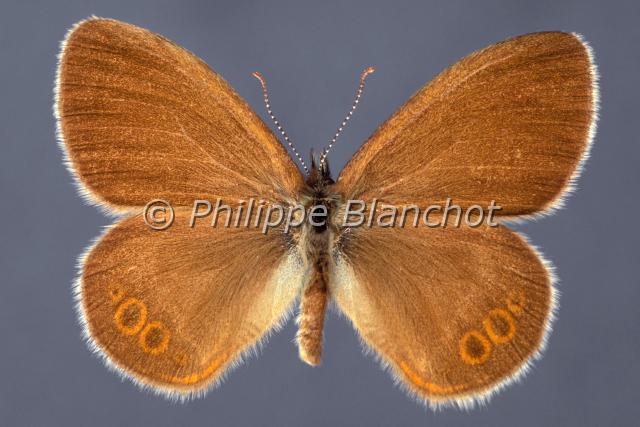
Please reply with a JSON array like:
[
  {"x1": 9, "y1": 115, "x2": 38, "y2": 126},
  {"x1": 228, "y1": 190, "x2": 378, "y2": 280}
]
[
  {"x1": 297, "y1": 219, "x2": 332, "y2": 366},
  {"x1": 297, "y1": 257, "x2": 329, "y2": 366}
]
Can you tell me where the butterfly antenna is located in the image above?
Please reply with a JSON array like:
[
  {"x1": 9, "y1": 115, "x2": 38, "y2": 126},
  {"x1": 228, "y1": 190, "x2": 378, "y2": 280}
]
[
  {"x1": 320, "y1": 66, "x2": 375, "y2": 167},
  {"x1": 252, "y1": 71, "x2": 309, "y2": 174}
]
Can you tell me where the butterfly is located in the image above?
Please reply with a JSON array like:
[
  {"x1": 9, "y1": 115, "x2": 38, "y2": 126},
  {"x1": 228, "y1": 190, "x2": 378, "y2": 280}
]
[{"x1": 54, "y1": 17, "x2": 597, "y2": 407}]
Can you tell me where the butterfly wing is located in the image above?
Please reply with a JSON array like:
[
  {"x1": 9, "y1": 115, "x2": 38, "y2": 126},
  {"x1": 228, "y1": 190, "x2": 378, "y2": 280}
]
[
  {"x1": 55, "y1": 17, "x2": 303, "y2": 213},
  {"x1": 331, "y1": 32, "x2": 597, "y2": 406},
  {"x1": 331, "y1": 224, "x2": 553, "y2": 407},
  {"x1": 336, "y1": 32, "x2": 597, "y2": 218},
  {"x1": 55, "y1": 18, "x2": 307, "y2": 396},
  {"x1": 79, "y1": 210, "x2": 303, "y2": 397}
]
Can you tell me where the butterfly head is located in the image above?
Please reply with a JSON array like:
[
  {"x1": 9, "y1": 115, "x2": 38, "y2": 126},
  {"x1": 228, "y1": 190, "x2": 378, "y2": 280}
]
[{"x1": 306, "y1": 149, "x2": 334, "y2": 191}]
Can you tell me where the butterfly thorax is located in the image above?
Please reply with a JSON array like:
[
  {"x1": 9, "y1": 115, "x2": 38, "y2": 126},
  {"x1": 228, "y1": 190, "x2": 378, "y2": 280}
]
[
  {"x1": 296, "y1": 157, "x2": 339, "y2": 365},
  {"x1": 302, "y1": 156, "x2": 337, "y2": 229}
]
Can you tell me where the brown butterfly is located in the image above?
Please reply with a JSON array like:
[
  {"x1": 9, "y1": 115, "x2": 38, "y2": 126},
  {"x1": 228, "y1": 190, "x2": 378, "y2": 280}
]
[{"x1": 54, "y1": 17, "x2": 598, "y2": 407}]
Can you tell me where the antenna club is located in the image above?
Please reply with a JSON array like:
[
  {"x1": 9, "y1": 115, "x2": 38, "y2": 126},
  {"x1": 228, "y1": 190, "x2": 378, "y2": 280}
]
[
  {"x1": 360, "y1": 66, "x2": 376, "y2": 82},
  {"x1": 252, "y1": 71, "x2": 267, "y2": 89}
]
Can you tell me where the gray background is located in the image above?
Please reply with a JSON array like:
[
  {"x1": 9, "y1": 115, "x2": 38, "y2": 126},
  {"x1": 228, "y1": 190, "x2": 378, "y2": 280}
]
[{"x1": 1, "y1": 0, "x2": 638, "y2": 426}]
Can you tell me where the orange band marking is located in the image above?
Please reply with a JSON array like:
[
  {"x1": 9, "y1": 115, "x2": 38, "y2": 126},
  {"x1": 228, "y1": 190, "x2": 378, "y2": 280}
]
[
  {"x1": 139, "y1": 321, "x2": 170, "y2": 355},
  {"x1": 483, "y1": 308, "x2": 516, "y2": 344},
  {"x1": 398, "y1": 361, "x2": 465, "y2": 395},
  {"x1": 459, "y1": 330, "x2": 492, "y2": 365},
  {"x1": 166, "y1": 355, "x2": 227, "y2": 385},
  {"x1": 114, "y1": 298, "x2": 147, "y2": 336}
]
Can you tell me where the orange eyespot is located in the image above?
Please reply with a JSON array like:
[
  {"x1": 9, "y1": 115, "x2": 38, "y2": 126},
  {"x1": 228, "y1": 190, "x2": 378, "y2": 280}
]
[
  {"x1": 114, "y1": 298, "x2": 147, "y2": 336},
  {"x1": 459, "y1": 330, "x2": 492, "y2": 365},
  {"x1": 483, "y1": 308, "x2": 516, "y2": 344},
  {"x1": 107, "y1": 283, "x2": 124, "y2": 303},
  {"x1": 139, "y1": 321, "x2": 170, "y2": 355},
  {"x1": 506, "y1": 289, "x2": 526, "y2": 315}
]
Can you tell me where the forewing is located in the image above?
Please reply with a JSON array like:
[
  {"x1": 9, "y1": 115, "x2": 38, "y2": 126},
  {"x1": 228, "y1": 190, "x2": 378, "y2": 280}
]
[
  {"x1": 336, "y1": 32, "x2": 597, "y2": 218},
  {"x1": 330, "y1": 223, "x2": 554, "y2": 407},
  {"x1": 55, "y1": 17, "x2": 303, "y2": 212},
  {"x1": 78, "y1": 210, "x2": 304, "y2": 397}
]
